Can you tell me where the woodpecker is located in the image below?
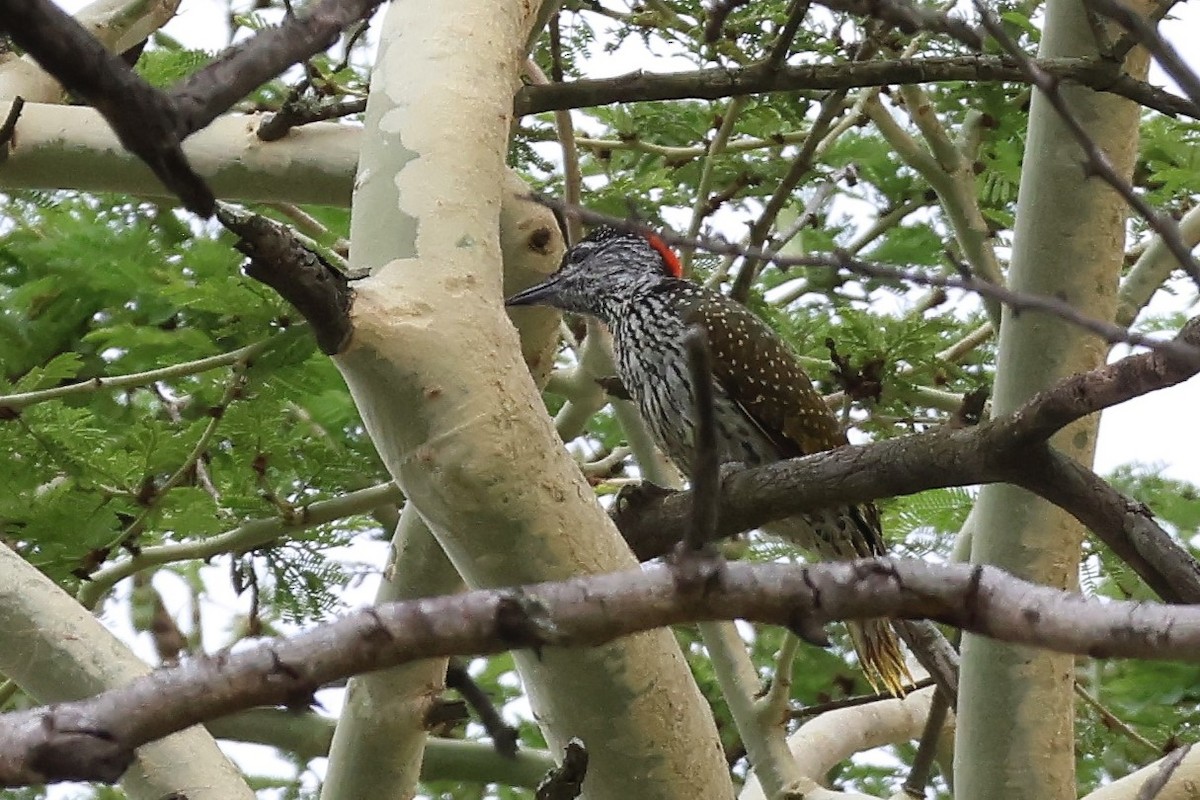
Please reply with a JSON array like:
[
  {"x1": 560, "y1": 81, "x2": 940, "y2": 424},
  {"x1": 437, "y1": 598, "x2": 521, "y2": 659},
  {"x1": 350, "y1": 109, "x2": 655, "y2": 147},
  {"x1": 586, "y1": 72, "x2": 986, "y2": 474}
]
[{"x1": 506, "y1": 225, "x2": 911, "y2": 696}]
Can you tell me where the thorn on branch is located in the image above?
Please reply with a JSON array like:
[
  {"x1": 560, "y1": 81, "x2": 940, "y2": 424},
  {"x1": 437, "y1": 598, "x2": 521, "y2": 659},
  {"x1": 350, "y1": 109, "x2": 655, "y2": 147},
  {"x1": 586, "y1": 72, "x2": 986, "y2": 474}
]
[
  {"x1": 536, "y1": 738, "x2": 588, "y2": 800},
  {"x1": 0, "y1": 96, "x2": 25, "y2": 159}
]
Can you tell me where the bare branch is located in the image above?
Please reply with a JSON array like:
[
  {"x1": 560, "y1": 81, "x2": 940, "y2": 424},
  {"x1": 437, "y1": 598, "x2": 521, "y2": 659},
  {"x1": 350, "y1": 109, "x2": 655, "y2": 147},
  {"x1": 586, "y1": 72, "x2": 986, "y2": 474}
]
[
  {"x1": 0, "y1": 0, "x2": 212, "y2": 213},
  {"x1": 8, "y1": 558, "x2": 1200, "y2": 787},
  {"x1": 170, "y1": 0, "x2": 384, "y2": 135},
  {"x1": 216, "y1": 204, "x2": 355, "y2": 355},
  {"x1": 513, "y1": 56, "x2": 1197, "y2": 119},
  {"x1": 1087, "y1": 0, "x2": 1200, "y2": 113},
  {"x1": 975, "y1": 1, "x2": 1200, "y2": 292}
]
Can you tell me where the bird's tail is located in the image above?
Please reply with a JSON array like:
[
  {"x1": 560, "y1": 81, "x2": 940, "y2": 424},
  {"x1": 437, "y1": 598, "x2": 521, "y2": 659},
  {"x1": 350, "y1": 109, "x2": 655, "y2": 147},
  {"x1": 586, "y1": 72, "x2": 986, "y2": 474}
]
[{"x1": 846, "y1": 618, "x2": 912, "y2": 697}]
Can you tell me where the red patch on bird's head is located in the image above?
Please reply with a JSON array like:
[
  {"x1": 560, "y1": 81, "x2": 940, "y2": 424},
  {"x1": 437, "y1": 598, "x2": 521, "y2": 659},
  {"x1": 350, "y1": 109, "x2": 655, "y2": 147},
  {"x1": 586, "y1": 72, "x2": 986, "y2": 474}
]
[{"x1": 644, "y1": 232, "x2": 683, "y2": 279}]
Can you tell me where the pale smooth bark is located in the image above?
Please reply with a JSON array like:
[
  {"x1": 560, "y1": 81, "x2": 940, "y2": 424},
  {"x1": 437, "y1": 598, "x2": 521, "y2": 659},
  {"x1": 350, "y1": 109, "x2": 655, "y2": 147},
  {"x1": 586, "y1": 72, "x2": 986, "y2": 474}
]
[
  {"x1": 333, "y1": 1, "x2": 732, "y2": 798},
  {"x1": 953, "y1": 1, "x2": 1151, "y2": 796},
  {"x1": 321, "y1": 506, "x2": 460, "y2": 800},
  {"x1": 1082, "y1": 747, "x2": 1200, "y2": 800},
  {"x1": 0, "y1": 544, "x2": 253, "y2": 800},
  {"x1": 0, "y1": 103, "x2": 359, "y2": 205},
  {"x1": 740, "y1": 686, "x2": 949, "y2": 800}
]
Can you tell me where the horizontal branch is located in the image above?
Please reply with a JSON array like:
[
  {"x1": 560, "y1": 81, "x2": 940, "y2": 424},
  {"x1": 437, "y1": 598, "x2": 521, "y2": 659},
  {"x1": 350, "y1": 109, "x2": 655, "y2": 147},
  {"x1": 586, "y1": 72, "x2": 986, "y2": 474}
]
[
  {"x1": 514, "y1": 56, "x2": 1198, "y2": 119},
  {"x1": 5, "y1": 557, "x2": 1200, "y2": 787},
  {"x1": 613, "y1": 314, "x2": 1200, "y2": 603}
]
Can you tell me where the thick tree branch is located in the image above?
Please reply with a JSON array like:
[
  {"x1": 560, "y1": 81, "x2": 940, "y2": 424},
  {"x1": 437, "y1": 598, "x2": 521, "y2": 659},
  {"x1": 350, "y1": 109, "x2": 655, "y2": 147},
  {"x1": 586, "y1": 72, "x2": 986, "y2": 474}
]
[
  {"x1": 0, "y1": 0, "x2": 386, "y2": 214},
  {"x1": 0, "y1": 0, "x2": 212, "y2": 213},
  {"x1": 613, "y1": 314, "x2": 1200, "y2": 602},
  {"x1": 513, "y1": 56, "x2": 1198, "y2": 119},
  {"x1": 7, "y1": 557, "x2": 1200, "y2": 788},
  {"x1": 170, "y1": 0, "x2": 384, "y2": 134}
]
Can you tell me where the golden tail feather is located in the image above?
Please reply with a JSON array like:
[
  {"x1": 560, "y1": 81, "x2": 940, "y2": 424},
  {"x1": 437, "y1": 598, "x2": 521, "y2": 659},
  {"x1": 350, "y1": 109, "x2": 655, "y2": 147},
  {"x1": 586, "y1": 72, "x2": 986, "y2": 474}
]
[{"x1": 846, "y1": 618, "x2": 912, "y2": 698}]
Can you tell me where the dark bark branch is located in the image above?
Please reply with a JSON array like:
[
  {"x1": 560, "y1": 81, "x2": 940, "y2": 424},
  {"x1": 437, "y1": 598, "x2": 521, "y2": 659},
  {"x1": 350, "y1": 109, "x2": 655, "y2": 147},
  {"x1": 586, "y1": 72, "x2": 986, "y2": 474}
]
[
  {"x1": 612, "y1": 313, "x2": 1200, "y2": 603},
  {"x1": 976, "y1": 1, "x2": 1200, "y2": 292},
  {"x1": 216, "y1": 204, "x2": 354, "y2": 355},
  {"x1": 1086, "y1": 0, "x2": 1200, "y2": 113},
  {"x1": 0, "y1": 0, "x2": 213, "y2": 214},
  {"x1": 445, "y1": 658, "x2": 520, "y2": 759},
  {"x1": 684, "y1": 325, "x2": 720, "y2": 551},
  {"x1": 814, "y1": 0, "x2": 982, "y2": 48},
  {"x1": 170, "y1": 0, "x2": 384, "y2": 135},
  {"x1": 7, "y1": 557, "x2": 1200, "y2": 787},
  {"x1": 513, "y1": 56, "x2": 1197, "y2": 119}
]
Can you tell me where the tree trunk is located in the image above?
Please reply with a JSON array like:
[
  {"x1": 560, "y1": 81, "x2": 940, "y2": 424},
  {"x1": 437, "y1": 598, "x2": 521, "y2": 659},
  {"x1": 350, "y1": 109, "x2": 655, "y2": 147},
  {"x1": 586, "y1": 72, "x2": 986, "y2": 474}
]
[
  {"x1": 953, "y1": 1, "x2": 1151, "y2": 796},
  {"x1": 332, "y1": 1, "x2": 734, "y2": 797}
]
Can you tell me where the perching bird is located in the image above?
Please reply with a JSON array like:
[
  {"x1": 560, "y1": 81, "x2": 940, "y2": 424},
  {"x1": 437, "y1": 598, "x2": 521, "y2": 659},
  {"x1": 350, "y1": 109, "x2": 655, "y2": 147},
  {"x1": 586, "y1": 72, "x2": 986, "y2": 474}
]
[{"x1": 506, "y1": 225, "x2": 911, "y2": 696}]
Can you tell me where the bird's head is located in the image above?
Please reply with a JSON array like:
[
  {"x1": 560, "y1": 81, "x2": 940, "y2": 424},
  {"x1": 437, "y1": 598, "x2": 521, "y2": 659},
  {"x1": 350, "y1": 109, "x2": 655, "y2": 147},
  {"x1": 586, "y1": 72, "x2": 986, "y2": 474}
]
[{"x1": 505, "y1": 225, "x2": 682, "y2": 322}]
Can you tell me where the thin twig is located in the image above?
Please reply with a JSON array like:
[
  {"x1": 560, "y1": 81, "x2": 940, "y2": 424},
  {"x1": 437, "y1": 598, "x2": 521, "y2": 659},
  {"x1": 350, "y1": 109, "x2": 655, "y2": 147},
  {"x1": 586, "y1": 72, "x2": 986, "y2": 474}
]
[
  {"x1": 0, "y1": 340, "x2": 272, "y2": 415},
  {"x1": 445, "y1": 658, "x2": 520, "y2": 758},
  {"x1": 684, "y1": 325, "x2": 719, "y2": 551},
  {"x1": 763, "y1": 0, "x2": 811, "y2": 71},
  {"x1": 535, "y1": 198, "x2": 1200, "y2": 365},
  {"x1": 514, "y1": 55, "x2": 1197, "y2": 118},
  {"x1": 1136, "y1": 743, "x2": 1192, "y2": 800},
  {"x1": 704, "y1": 0, "x2": 752, "y2": 43},
  {"x1": 975, "y1": 0, "x2": 1200, "y2": 293},
  {"x1": 0, "y1": 96, "x2": 25, "y2": 158},
  {"x1": 902, "y1": 688, "x2": 950, "y2": 797},
  {"x1": 1110, "y1": 0, "x2": 1186, "y2": 62},
  {"x1": 1074, "y1": 681, "x2": 1160, "y2": 755},
  {"x1": 788, "y1": 677, "x2": 937, "y2": 719},
  {"x1": 731, "y1": 89, "x2": 848, "y2": 301},
  {"x1": 1085, "y1": 0, "x2": 1200, "y2": 113}
]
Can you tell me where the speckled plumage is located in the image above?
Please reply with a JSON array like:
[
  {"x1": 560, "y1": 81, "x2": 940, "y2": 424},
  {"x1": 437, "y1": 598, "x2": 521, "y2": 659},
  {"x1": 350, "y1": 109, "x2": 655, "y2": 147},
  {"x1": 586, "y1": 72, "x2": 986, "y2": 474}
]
[{"x1": 506, "y1": 226, "x2": 911, "y2": 696}]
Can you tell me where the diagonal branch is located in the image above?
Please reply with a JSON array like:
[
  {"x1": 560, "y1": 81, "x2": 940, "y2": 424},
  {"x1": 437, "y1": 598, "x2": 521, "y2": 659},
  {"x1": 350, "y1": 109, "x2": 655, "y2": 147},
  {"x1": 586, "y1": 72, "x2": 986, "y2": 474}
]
[
  {"x1": 0, "y1": 0, "x2": 212, "y2": 213},
  {"x1": 613, "y1": 314, "x2": 1200, "y2": 602},
  {"x1": 976, "y1": 1, "x2": 1200, "y2": 292}
]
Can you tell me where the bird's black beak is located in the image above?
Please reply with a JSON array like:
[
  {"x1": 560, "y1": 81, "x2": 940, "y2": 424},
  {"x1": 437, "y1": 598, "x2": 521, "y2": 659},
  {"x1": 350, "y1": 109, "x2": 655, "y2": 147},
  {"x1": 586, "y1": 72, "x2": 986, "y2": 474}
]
[{"x1": 505, "y1": 273, "x2": 564, "y2": 308}]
